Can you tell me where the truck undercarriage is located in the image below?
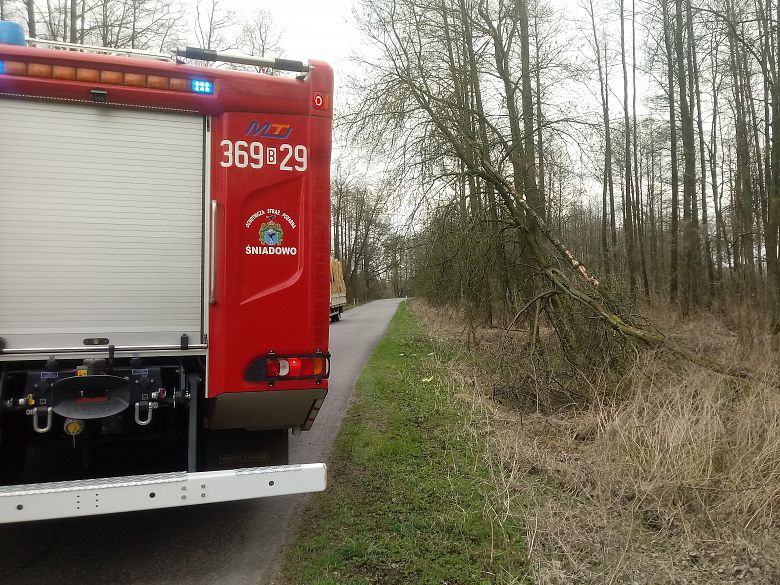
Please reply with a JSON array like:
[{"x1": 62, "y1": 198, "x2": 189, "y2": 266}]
[{"x1": 0, "y1": 352, "x2": 327, "y2": 522}]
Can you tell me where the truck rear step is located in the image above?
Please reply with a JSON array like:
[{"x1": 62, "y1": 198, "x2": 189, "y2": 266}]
[{"x1": 0, "y1": 463, "x2": 326, "y2": 523}]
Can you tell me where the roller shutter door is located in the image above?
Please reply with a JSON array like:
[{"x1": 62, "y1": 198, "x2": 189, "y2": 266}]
[{"x1": 0, "y1": 99, "x2": 205, "y2": 351}]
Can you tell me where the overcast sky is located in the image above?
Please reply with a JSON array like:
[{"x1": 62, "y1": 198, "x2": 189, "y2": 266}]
[{"x1": 214, "y1": 0, "x2": 364, "y2": 97}]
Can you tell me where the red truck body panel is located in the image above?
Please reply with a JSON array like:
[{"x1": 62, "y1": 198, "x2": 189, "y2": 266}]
[
  {"x1": 0, "y1": 43, "x2": 333, "y2": 398},
  {"x1": 208, "y1": 112, "x2": 332, "y2": 397}
]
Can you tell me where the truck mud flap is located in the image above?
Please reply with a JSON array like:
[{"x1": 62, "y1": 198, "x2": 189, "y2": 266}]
[
  {"x1": 0, "y1": 463, "x2": 326, "y2": 524},
  {"x1": 202, "y1": 428, "x2": 289, "y2": 470}
]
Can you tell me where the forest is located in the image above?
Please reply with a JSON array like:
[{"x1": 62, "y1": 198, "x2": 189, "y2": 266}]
[{"x1": 345, "y1": 0, "x2": 780, "y2": 345}]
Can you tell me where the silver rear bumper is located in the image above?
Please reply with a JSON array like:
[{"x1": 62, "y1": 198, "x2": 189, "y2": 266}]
[{"x1": 0, "y1": 463, "x2": 326, "y2": 523}]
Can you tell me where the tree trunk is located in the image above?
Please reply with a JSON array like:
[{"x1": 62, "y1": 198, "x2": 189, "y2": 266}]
[
  {"x1": 27, "y1": 0, "x2": 36, "y2": 38},
  {"x1": 587, "y1": 0, "x2": 612, "y2": 278},
  {"x1": 534, "y1": 12, "x2": 546, "y2": 222},
  {"x1": 769, "y1": 0, "x2": 780, "y2": 349},
  {"x1": 663, "y1": 0, "x2": 680, "y2": 303},
  {"x1": 688, "y1": 0, "x2": 715, "y2": 305},
  {"x1": 632, "y1": 0, "x2": 650, "y2": 295},
  {"x1": 620, "y1": 0, "x2": 638, "y2": 296},
  {"x1": 69, "y1": 0, "x2": 77, "y2": 43},
  {"x1": 675, "y1": 0, "x2": 698, "y2": 317}
]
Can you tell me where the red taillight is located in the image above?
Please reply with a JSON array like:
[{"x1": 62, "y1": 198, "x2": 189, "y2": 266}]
[
  {"x1": 265, "y1": 358, "x2": 280, "y2": 378},
  {"x1": 261, "y1": 355, "x2": 329, "y2": 381},
  {"x1": 288, "y1": 358, "x2": 302, "y2": 377}
]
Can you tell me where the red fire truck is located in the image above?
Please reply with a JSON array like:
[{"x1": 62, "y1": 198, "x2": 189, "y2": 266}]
[{"x1": 0, "y1": 22, "x2": 332, "y2": 522}]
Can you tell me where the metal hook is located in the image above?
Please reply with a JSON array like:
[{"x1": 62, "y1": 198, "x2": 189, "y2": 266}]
[
  {"x1": 31, "y1": 407, "x2": 53, "y2": 434},
  {"x1": 134, "y1": 401, "x2": 157, "y2": 426}
]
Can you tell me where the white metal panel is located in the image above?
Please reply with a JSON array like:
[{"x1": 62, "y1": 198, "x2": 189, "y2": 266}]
[
  {"x1": 0, "y1": 463, "x2": 327, "y2": 523},
  {"x1": 0, "y1": 99, "x2": 205, "y2": 351}
]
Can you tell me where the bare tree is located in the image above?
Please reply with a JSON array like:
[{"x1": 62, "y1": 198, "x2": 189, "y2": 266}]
[
  {"x1": 194, "y1": 0, "x2": 234, "y2": 52},
  {"x1": 348, "y1": 0, "x2": 684, "y2": 362},
  {"x1": 330, "y1": 162, "x2": 395, "y2": 301},
  {"x1": 238, "y1": 9, "x2": 281, "y2": 58},
  {"x1": 584, "y1": 0, "x2": 616, "y2": 278}
]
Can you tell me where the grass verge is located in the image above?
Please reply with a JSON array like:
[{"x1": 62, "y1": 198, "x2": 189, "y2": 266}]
[{"x1": 280, "y1": 302, "x2": 528, "y2": 585}]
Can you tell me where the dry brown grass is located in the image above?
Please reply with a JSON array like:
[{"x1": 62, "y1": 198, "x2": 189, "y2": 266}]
[{"x1": 414, "y1": 300, "x2": 780, "y2": 584}]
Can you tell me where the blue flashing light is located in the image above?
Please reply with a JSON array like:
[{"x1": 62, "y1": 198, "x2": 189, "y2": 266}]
[
  {"x1": 0, "y1": 22, "x2": 26, "y2": 46},
  {"x1": 191, "y1": 79, "x2": 213, "y2": 94},
  {"x1": 0, "y1": 61, "x2": 4, "y2": 75}
]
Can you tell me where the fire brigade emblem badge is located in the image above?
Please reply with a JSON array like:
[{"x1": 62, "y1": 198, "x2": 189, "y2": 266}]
[{"x1": 260, "y1": 221, "x2": 283, "y2": 246}]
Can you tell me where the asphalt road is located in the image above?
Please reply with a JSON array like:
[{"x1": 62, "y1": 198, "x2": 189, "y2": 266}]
[{"x1": 0, "y1": 298, "x2": 404, "y2": 585}]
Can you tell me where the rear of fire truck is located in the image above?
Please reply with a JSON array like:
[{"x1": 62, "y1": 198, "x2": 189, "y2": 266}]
[{"x1": 0, "y1": 22, "x2": 333, "y2": 522}]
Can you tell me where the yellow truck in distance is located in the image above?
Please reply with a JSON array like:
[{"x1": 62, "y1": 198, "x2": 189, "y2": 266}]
[{"x1": 330, "y1": 257, "x2": 347, "y2": 322}]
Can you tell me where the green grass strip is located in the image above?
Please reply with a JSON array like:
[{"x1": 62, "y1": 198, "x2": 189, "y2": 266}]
[{"x1": 282, "y1": 302, "x2": 528, "y2": 585}]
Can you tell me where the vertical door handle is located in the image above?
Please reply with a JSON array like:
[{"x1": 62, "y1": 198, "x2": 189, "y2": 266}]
[{"x1": 209, "y1": 200, "x2": 218, "y2": 304}]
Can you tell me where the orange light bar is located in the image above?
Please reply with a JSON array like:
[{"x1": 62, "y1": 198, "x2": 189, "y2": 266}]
[
  {"x1": 124, "y1": 73, "x2": 147, "y2": 87},
  {"x1": 1, "y1": 60, "x2": 213, "y2": 95},
  {"x1": 99, "y1": 70, "x2": 123, "y2": 84},
  {"x1": 3, "y1": 61, "x2": 27, "y2": 75},
  {"x1": 76, "y1": 68, "x2": 100, "y2": 82},
  {"x1": 27, "y1": 63, "x2": 52, "y2": 78},
  {"x1": 169, "y1": 78, "x2": 189, "y2": 92},
  {"x1": 52, "y1": 65, "x2": 76, "y2": 80},
  {"x1": 147, "y1": 75, "x2": 169, "y2": 89}
]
